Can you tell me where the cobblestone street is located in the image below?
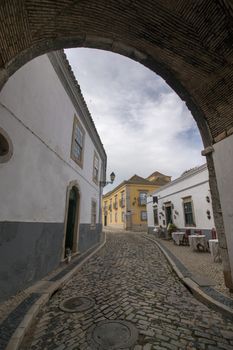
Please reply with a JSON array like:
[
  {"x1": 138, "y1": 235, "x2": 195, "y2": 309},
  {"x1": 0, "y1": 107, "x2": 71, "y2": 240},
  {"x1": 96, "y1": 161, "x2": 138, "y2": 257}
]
[{"x1": 20, "y1": 232, "x2": 233, "y2": 350}]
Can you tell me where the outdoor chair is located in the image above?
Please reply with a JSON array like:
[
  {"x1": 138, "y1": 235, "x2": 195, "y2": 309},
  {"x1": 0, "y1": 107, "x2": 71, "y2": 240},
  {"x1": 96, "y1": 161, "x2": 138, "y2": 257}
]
[
  {"x1": 211, "y1": 228, "x2": 217, "y2": 239},
  {"x1": 194, "y1": 229, "x2": 202, "y2": 235},
  {"x1": 181, "y1": 229, "x2": 191, "y2": 246},
  {"x1": 193, "y1": 230, "x2": 209, "y2": 251}
]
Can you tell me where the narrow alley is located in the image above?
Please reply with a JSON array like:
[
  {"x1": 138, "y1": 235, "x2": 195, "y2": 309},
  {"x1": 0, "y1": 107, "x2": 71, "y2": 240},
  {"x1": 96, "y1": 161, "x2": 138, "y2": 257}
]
[{"x1": 20, "y1": 232, "x2": 233, "y2": 350}]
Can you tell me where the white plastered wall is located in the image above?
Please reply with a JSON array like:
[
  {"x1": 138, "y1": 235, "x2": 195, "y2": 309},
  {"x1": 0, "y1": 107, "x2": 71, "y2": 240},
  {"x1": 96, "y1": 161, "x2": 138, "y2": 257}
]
[
  {"x1": 213, "y1": 134, "x2": 233, "y2": 282},
  {"x1": 147, "y1": 166, "x2": 214, "y2": 230},
  {"x1": 146, "y1": 198, "x2": 155, "y2": 228},
  {"x1": 0, "y1": 54, "x2": 102, "y2": 224}
]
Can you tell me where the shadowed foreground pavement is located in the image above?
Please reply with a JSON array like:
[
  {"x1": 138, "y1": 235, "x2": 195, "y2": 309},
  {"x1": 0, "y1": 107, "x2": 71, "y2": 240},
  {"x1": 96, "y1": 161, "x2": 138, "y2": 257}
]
[{"x1": 20, "y1": 232, "x2": 233, "y2": 350}]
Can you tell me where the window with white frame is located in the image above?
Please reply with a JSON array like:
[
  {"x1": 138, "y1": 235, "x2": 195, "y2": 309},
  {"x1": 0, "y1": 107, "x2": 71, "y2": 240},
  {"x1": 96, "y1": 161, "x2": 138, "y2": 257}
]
[
  {"x1": 120, "y1": 191, "x2": 125, "y2": 207},
  {"x1": 71, "y1": 115, "x2": 85, "y2": 167},
  {"x1": 141, "y1": 211, "x2": 147, "y2": 221},
  {"x1": 93, "y1": 151, "x2": 99, "y2": 184},
  {"x1": 139, "y1": 192, "x2": 147, "y2": 206},
  {"x1": 114, "y1": 195, "x2": 118, "y2": 209},
  {"x1": 109, "y1": 199, "x2": 112, "y2": 211},
  {"x1": 183, "y1": 197, "x2": 195, "y2": 226},
  {"x1": 91, "y1": 200, "x2": 97, "y2": 228}
]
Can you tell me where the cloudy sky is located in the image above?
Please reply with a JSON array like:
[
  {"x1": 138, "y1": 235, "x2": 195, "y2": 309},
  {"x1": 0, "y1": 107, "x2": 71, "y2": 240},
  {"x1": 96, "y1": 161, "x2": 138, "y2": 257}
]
[{"x1": 65, "y1": 48, "x2": 204, "y2": 191}]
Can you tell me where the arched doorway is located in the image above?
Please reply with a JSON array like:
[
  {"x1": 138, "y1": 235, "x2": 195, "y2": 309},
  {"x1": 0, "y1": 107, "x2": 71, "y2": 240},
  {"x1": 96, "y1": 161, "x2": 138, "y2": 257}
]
[
  {"x1": 64, "y1": 185, "x2": 80, "y2": 257},
  {"x1": 104, "y1": 214, "x2": 107, "y2": 227},
  {"x1": 0, "y1": 1, "x2": 233, "y2": 288}
]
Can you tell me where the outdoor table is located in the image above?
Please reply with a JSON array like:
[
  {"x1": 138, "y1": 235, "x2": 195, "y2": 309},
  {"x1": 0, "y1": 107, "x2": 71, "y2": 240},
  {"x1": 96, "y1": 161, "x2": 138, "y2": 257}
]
[
  {"x1": 188, "y1": 235, "x2": 208, "y2": 252},
  {"x1": 172, "y1": 232, "x2": 184, "y2": 245},
  {"x1": 153, "y1": 227, "x2": 159, "y2": 238},
  {"x1": 209, "y1": 239, "x2": 221, "y2": 262}
]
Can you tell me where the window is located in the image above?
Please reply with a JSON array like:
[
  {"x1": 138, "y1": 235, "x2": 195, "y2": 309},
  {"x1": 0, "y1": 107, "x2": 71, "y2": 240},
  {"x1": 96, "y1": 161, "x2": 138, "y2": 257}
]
[
  {"x1": 71, "y1": 115, "x2": 85, "y2": 167},
  {"x1": 0, "y1": 128, "x2": 13, "y2": 163},
  {"x1": 153, "y1": 206, "x2": 159, "y2": 225},
  {"x1": 183, "y1": 197, "x2": 195, "y2": 226},
  {"x1": 93, "y1": 151, "x2": 99, "y2": 184},
  {"x1": 120, "y1": 191, "x2": 125, "y2": 207},
  {"x1": 113, "y1": 195, "x2": 118, "y2": 209},
  {"x1": 121, "y1": 212, "x2": 125, "y2": 222},
  {"x1": 139, "y1": 192, "x2": 147, "y2": 206},
  {"x1": 91, "y1": 200, "x2": 97, "y2": 228},
  {"x1": 109, "y1": 199, "x2": 112, "y2": 211},
  {"x1": 0, "y1": 133, "x2": 9, "y2": 156},
  {"x1": 103, "y1": 201, "x2": 108, "y2": 214},
  {"x1": 110, "y1": 213, "x2": 112, "y2": 223},
  {"x1": 141, "y1": 211, "x2": 147, "y2": 221},
  {"x1": 115, "y1": 212, "x2": 118, "y2": 222}
]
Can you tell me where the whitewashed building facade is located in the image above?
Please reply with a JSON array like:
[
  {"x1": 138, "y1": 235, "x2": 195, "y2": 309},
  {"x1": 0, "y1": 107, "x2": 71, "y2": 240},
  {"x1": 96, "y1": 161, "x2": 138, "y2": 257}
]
[
  {"x1": 0, "y1": 51, "x2": 106, "y2": 301},
  {"x1": 147, "y1": 164, "x2": 215, "y2": 238}
]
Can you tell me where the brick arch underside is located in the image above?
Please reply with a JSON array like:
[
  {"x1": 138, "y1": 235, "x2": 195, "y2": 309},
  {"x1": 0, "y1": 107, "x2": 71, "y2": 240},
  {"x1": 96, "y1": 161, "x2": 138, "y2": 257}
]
[
  {"x1": 0, "y1": 0, "x2": 233, "y2": 147},
  {"x1": 1, "y1": 0, "x2": 233, "y2": 289}
]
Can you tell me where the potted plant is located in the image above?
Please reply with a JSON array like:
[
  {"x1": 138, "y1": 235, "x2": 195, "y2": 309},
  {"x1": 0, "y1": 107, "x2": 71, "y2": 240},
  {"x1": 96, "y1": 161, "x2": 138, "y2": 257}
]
[{"x1": 167, "y1": 223, "x2": 177, "y2": 239}]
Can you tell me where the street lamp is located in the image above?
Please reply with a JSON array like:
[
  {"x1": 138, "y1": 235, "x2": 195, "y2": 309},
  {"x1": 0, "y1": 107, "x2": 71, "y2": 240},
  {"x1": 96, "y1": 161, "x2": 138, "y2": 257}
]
[{"x1": 100, "y1": 172, "x2": 116, "y2": 187}]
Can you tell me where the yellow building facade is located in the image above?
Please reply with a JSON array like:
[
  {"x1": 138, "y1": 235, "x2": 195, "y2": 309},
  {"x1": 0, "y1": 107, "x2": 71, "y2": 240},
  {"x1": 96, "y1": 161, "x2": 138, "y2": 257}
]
[{"x1": 102, "y1": 172, "x2": 171, "y2": 231}]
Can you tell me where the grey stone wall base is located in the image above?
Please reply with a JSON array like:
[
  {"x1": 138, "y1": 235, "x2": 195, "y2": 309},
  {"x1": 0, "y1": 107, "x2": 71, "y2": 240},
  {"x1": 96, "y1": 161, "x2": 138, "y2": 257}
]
[
  {"x1": 0, "y1": 221, "x2": 64, "y2": 302},
  {"x1": 0, "y1": 233, "x2": 106, "y2": 350},
  {"x1": 78, "y1": 223, "x2": 102, "y2": 253},
  {"x1": 0, "y1": 222, "x2": 103, "y2": 302}
]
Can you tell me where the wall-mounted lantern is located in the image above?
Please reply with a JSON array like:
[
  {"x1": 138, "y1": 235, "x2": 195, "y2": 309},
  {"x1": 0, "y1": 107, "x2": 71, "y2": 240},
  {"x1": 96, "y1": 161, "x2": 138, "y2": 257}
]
[{"x1": 100, "y1": 172, "x2": 116, "y2": 187}]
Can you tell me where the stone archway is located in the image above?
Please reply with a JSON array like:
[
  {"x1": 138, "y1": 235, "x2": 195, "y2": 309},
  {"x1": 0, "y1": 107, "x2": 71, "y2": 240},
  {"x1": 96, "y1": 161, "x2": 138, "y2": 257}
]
[
  {"x1": 0, "y1": 0, "x2": 233, "y2": 288},
  {"x1": 0, "y1": 1, "x2": 232, "y2": 144}
]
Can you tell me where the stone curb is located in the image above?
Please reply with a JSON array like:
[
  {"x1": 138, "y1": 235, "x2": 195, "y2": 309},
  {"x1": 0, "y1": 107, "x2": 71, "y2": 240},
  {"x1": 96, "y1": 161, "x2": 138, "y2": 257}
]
[
  {"x1": 143, "y1": 234, "x2": 233, "y2": 320},
  {"x1": 5, "y1": 233, "x2": 106, "y2": 350}
]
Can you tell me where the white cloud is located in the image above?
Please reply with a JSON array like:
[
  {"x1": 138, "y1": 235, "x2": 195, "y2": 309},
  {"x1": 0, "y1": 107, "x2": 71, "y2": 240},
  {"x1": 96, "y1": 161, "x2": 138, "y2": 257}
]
[{"x1": 65, "y1": 48, "x2": 204, "y2": 192}]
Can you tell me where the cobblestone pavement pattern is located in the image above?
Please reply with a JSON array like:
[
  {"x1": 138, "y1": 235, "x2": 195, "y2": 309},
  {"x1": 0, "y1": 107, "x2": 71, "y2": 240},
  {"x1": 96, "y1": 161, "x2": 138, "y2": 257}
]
[{"x1": 20, "y1": 233, "x2": 233, "y2": 350}]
